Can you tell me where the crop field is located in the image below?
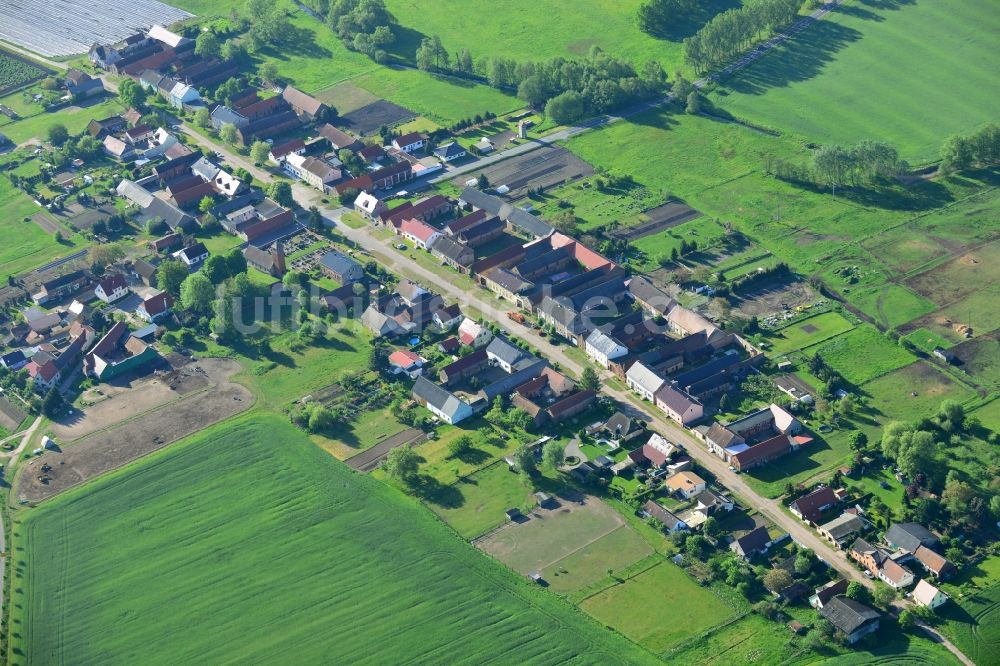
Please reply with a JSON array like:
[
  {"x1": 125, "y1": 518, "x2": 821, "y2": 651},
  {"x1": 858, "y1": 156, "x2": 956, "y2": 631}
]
[
  {"x1": 810, "y1": 325, "x2": 916, "y2": 385},
  {"x1": 939, "y1": 582, "x2": 1000, "y2": 666},
  {"x1": 711, "y1": 0, "x2": 1000, "y2": 163},
  {"x1": 667, "y1": 613, "x2": 801, "y2": 665},
  {"x1": 477, "y1": 496, "x2": 653, "y2": 594},
  {"x1": 766, "y1": 311, "x2": 855, "y2": 354},
  {"x1": 580, "y1": 562, "x2": 736, "y2": 653},
  {"x1": 0, "y1": 50, "x2": 46, "y2": 91},
  {"x1": 10, "y1": 414, "x2": 657, "y2": 665}
]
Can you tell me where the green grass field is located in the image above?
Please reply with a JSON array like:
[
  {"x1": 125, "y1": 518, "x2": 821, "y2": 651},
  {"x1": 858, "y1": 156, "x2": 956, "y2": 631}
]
[
  {"x1": 9, "y1": 414, "x2": 658, "y2": 665},
  {"x1": 848, "y1": 284, "x2": 937, "y2": 331},
  {"x1": 0, "y1": 177, "x2": 84, "y2": 276},
  {"x1": 667, "y1": 612, "x2": 800, "y2": 665},
  {"x1": 902, "y1": 328, "x2": 955, "y2": 354},
  {"x1": 711, "y1": 0, "x2": 1000, "y2": 163},
  {"x1": 861, "y1": 361, "x2": 977, "y2": 422},
  {"x1": 973, "y1": 399, "x2": 1000, "y2": 433},
  {"x1": 0, "y1": 93, "x2": 124, "y2": 145},
  {"x1": 811, "y1": 325, "x2": 916, "y2": 385},
  {"x1": 384, "y1": 0, "x2": 694, "y2": 72},
  {"x1": 430, "y1": 462, "x2": 538, "y2": 539},
  {"x1": 479, "y1": 498, "x2": 653, "y2": 594},
  {"x1": 580, "y1": 562, "x2": 737, "y2": 653},
  {"x1": 632, "y1": 217, "x2": 729, "y2": 271},
  {"x1": 766, "y1": 311, "x2": 855, "y2": 354}
]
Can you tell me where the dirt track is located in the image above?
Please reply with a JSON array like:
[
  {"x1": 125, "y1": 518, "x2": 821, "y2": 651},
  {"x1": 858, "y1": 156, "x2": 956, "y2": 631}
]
[{"x1": 17, "y1": 359, "x2": 253, "y2": 503}]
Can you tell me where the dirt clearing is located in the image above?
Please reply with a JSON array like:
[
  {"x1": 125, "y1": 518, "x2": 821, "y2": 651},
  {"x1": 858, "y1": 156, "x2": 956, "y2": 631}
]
[
  {"x1": 17, "y1": 358, "x2": 252, "y2": 503},
  {"x1": 342, "y1": 100, "x2": 416, "y2": 135},
  {"x1": 611, "y1": 201, "x2": 702, "y2": 241}
]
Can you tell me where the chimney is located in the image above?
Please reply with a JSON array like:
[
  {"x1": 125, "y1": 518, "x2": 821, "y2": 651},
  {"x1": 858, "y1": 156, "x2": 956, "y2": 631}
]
[
  {"x1": 518, "y1": 120, "x2": 528, "y2": 139},
  {"x1": 272, "y1": 241, "x2": 286, "y2": 275}
]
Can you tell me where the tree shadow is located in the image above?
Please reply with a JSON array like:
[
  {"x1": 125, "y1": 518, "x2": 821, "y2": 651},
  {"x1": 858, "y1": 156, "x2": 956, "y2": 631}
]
[
  {"x1": 413, "y1": 474, "x2": 465, "y2": 508},
  {"x1": 645, "y1": 0, "x2": 742, "y2": 41},
  {"x1": 714, "y1": 20, "x2": 864, "y2": 96},
  {"x1": 262, "y1": 23, "x2": 331, "y2": 61},
  {"x1": 453, "y1": 447, "x2": 491, "y2": 465},
  {"x1": 384, "y1": 25, "x2": 427, "y2": 61}
]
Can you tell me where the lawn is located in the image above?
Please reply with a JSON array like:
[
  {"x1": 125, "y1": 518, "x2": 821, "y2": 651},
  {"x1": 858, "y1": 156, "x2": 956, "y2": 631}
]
[
  {"x1": 311, "y1": 405, "x2": 410, "y2": 460},
  {"x1": 8, "y1": 413, "x2": 657, "y2": 665},
  {"x1": 711, "y1": 0, "x2": 1000, "y2": 163},
  {"x1": 666, "y1": 612, "x2": 800, "y2": 665},
  {"x1": 580, "y1": 561, "x2": 737, "y2": 654},
  {"x1": 430, "y1": 461, "x2": 539, "y2": 539},
  {"x1": 0, "y1": 92, "x2": 124, "y2": 145},
  {"x1": 902, "y1": 327, "x2": 954, "y2": 354},
  {"x1": 810, "y1": 325, "x2": 916, "y2": 385},
  {"x1": 478, "y1": 497, "x2": 653, "y2": 594},
  {"x1": 743, "y1": 426, "x2": 863, "y2": 499},
  {"x1": 766, "y1": 311, "x2": 855, "y2": 355},
  {"x1": 861, "y1": 361, "x2": 977, "y2": 422},
  {"x1": 0, "y1": 177, "x2": 84, "y2": 276},
  {"x1": 237, "y1": 322, "x2": 373, "y2": 406},
  {"x1": 973, "y1": 399, "x2": 1000, "y2": 433},
  {"x1": 847, "y1": 283, "x2": 937, "y2": 331},
  {"x1": 938, "y1": 581, "x2": 1000, "y2": 666}
]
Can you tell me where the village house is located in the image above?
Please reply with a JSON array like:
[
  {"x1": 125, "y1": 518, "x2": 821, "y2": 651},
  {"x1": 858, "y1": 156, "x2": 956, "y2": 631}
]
[
  {"x1": 432, "y1": 304, "x2": 463, "y2": 331},
  {"x1": 730, "y1": 526, "x2": 772, "y2": 560},
  {"x1": 284, "y1": 153, "x2": 342, "y2": 193},
  {"x1": 809, "y1": 579, "x2": 849, "y2": 609},
  {"x1": 439, "y1": 349, "x2": 488, "y2": 386},
  {"x1": 664, "y1": 470, "x2": 706, "y2": 500},
  {"x1": 628, "y1": 433, "x2": 675, "y2": 468},
  {"x1": 789, "y1": 486, "x2": 843, "y2": 524},
  {"x1": 884, "y1": 523, "x2": 956, "y2": 579},
  {"x1": 398, "y1": 218, "x2": 441, "y2": 250},
  {"x1": 65, "y1": 69, "x2": 105, "y2": 98},
  {"x1": 268, "y1": 139, "x2": 306, "y2": 164},
  {"x1": 388, "y1": 350, "x2": 424, "y2": 377},
  {"x1": 625, "y1": 361, "x2": 665, "y2": 401},
  {"x1": 392, "y1": 132, "x2": 424, "y2": 153},
  {"x1": 457, "y1": 317, "x2": 492, "y2": 348},
  {"x1": 136, "y1": 291, "x2": 173, "y2": 322},
  {"x1": 429, "y1": 235, "x2": 475, "y2": 273},
  {"x1": 820, "y1": 596, "x2": 880, "y2": 645},
  {"x1": 433, "y1": 141, "x2": 467, "y2": 162},
  {"x1": 354, "y1": 192, "x2": 388, "y2": 221},
  {"x1": 318, "y1": 124, "x2": 362, "y2": 152},
  {"x1": 912, "y1": 579, "x2": 948, "y2": 610},
  {"x1": 641, "y1": 501, "x2": 688, "y2": 532},
  {"x1": 174, "y1": 242, "x2": 209, "y2": 267},
  {"x1": 818, "y1": 512, "x2": 865, "y2": 549},
  {"x1": 412, "y1": 376, "x2": 473, "y2": 425},
  {"x1": 654, "y1": 385, "x2": 704, "y2": 426},
  {"x1": 32, "y1": 270, "x2": 91, "y2": 305},
  {"x1": 94, "y1": 274, "x2": 129, "y2": 304}
]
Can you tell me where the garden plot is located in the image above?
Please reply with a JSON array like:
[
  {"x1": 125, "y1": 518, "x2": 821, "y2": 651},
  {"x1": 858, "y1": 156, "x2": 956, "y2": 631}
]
[
  {"x1": 341, "y1": 100, "x2": 416, "y2": 136},
  {"x1": 610, "y1": 201, "x2": 702, "y2": 240},
  {"x1": 476, "y1": 494, "x2": 652, "y2": 593},
  {"x1": 949, "y1": 331, "x2": 1000, "y2": 388},
  {"x1": 904, "y1": 239, "x2": 1000, "y2": 308},
  {"x1": 457, "y1": 144, "x2": 594, "y2": 200}
]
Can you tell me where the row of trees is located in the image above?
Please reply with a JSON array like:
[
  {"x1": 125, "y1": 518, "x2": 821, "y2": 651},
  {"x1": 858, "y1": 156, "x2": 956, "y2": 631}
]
[
  {"x1": 939, "y1": 123, "x2": 1000, "y2": 174},
  {"x1": 764, "y1": 139, "x2": 906, "y2": 189},
  {"x1": 683, "y1": 0, "x2": 801, "y2": 74}
]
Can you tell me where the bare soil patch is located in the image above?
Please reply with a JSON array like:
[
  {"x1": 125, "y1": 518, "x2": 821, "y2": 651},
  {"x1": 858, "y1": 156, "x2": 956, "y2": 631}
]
[
  {"x1": 345, "y1": 427, "x2": 426, "y2": 472},
  {"x1": 341, "y1": 100, "x2": 416, "y2": 135},
  {"x1": 457, "y1": 145, "x2": 594, "y2": 200},
  {"x1": 611, "y1": 201, "x2": 702, "y2": 241},
  {"x1": 733, "y1": 278, "x2": 816, "y2": 318},
  {"x1": 30, "y1": 212, "x2": 58, "y2": 234},
  {"x1": 17, "y1": 358, "x2": 252, "y2": 503}
]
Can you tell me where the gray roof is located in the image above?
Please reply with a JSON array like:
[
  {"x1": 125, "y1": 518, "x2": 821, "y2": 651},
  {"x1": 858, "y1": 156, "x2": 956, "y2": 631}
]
[
  {"x1": 211, "y1": 105, "x2": 248, "y2": 127},
  {"x1": 820, "y1": 513, "x2": 864, "y2": 541},
  {"x1": 885, "y1": 523, "x2": 936, "y2": 553},
  {"x1": 460, "y1": 187, "x2": 504, "y2": 215},
  {"x1": 433, "y1": 141, "x2": 465, "y2": 159},
  {"x1": 628, "y1": 276, "x2": 675, "y2": 314},
  {"x1": 429, "y1": 236, "x2": 473, "y2": 265},
  {"x1": 820, "y1": 596, "x2": 880, "y2": 635},
  {"x1": 626, "y1": 361, "x2": 666, "y2": 394},
  {"x1": 505, "y1": 207, "x2": 552, "y2": 238},
  {"x1": 586, "y1": 329, "x2": 625, "y2": 357},
  {"x1": 319, "y1": 251, "x2": 362, "y2": 278},
  {"x1": 412, "y1": 376, "x2": 468, "y2": 419},
  {"x1": 731, "y1": 526, "x2": 770, "y2": 556},
  {"x1": 191, "y1": 156, "x2": 220, "y2": 181},
  {"x1": 486, "y1": 336, "x2": 533, "y2": 369},
  {"x1": 655, "y1": 385, "x2": 700, "y2": 414},
  {"x1": 643, "y1": 501, "x2": 684, "y2": 530}
]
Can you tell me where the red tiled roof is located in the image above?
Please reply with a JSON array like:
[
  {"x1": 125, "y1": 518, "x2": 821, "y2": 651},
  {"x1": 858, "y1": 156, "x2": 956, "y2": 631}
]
[
  {"x1": 388, "y1": 349, "x2": 421, "y2": 368},
  {"x1": 732, "y1": 434, "x2": 791, "y2": 468},
  {"x1": 399, "y1": 218, "x2": 438, "y2": 242},
  {"x1": 141, "y1": 292, "x2": 173, "y2": 316},
  {"x1": 790, "y1": 486, "x2": 839, "y2": 523}
]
